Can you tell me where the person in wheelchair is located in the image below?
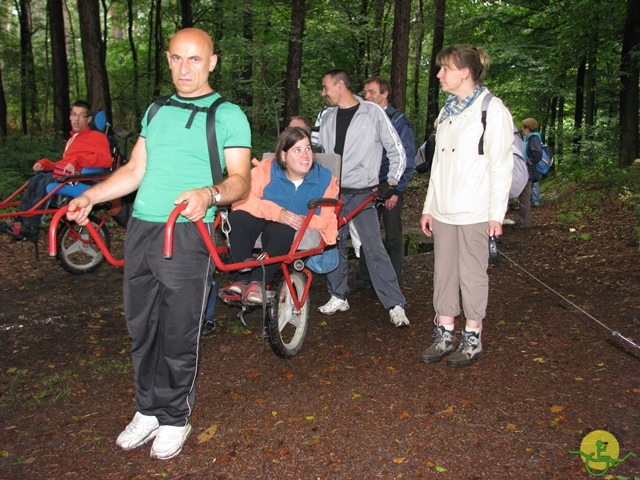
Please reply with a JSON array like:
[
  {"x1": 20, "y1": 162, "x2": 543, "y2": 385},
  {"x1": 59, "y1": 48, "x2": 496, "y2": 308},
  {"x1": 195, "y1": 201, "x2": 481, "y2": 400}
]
[
  {"x1": 220, "y1": 126, "x2": 339, "y2": 303},
  {"x1": 0, "y1": 100, "x2": 112, "y2": 241}
]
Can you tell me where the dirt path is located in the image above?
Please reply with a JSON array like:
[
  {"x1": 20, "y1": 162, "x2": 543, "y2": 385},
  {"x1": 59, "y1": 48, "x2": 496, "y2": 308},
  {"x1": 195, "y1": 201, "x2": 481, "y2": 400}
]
[{"x1": 1, "y1": 180, "x2": 639, "y2": 479}]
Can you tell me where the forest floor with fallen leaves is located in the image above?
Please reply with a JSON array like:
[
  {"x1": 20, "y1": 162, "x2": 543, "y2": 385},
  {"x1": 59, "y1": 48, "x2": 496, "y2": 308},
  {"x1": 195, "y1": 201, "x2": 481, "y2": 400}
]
[{"x1": 1, "y1": 175, "x2": 639, "y2": 479}]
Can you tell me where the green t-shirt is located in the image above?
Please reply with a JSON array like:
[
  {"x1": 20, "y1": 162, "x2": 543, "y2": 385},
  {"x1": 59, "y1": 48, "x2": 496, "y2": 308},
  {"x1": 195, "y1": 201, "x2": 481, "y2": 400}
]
[{"x1": 134, "y1": 92, "x2": 251, "y2": 222}]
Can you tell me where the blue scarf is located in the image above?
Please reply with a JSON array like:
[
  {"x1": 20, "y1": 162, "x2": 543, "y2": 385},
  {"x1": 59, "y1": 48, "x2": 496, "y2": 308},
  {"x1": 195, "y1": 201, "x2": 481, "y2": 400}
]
[{"x1": 439, "y1": 85, "x2": 485, "y2": 124}]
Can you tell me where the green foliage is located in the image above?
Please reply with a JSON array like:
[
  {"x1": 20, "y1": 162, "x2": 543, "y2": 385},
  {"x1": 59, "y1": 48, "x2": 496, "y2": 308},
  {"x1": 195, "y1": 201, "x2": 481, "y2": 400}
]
[
  {"x1": 89, "y1": 358, "x2": 132, "y2": 379},
  {"x1": 556, "y1": 211, "x2": 583, "y2": 225},
  {"x1": 0, "y1": 369, "x2": 77, "y2": 408},
  {"x1": 0, "y1": 0, "x2": 635, "y2": 168},
  {"x1": 555, "y1": 120, "x2": 621, "y2": 181},
  {"x1": 0, "y1": 136, "x2": 63, "y2": 198}
]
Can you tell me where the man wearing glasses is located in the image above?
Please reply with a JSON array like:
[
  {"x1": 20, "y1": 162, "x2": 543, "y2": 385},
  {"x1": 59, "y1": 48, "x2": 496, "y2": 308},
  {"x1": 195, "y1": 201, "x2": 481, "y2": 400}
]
[{"x1": 0, "y1": 100, "x2": 112, "y2": 241}]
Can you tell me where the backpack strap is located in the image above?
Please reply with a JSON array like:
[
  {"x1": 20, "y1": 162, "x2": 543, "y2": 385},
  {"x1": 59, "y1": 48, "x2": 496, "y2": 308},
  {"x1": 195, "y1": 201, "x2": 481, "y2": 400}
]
[
  {"x1": 387, "y1": 110, "x2": 402, "y2": 123},
  {"x1": 146, "y1": 95, "x2": 227, "y2": 185},
  {"x1": 478, "y1": 93, "x2": 494, "y2": 155},
  {"x1": 205, "y1": 96, "x2": 227, "y2": 185},
  {"x1": 146, "y1": 95, "x2": 173, "y2": 125}
]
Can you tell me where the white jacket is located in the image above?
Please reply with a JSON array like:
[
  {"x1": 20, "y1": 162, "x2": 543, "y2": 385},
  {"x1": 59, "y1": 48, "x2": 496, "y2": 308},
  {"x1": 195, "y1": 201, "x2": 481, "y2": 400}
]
[{"x1": 422, "y1": 90, "x2": 513, "y2": 225}]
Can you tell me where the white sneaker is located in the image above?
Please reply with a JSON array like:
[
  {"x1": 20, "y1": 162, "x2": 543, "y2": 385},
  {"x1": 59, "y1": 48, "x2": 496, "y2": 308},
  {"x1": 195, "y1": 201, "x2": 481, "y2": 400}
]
[
  {"x1": 150, "y1": 423, "x2": 192, "y2": 460},
  {"x1": 115, "y1": 412, "x2": 159, "y2": 451},
  {"x1": 318, "y1": 295, "x2": 350, "y2": 315},
  {"x1": 389, "y1": 305, "x2": 410, "y2": 327}
]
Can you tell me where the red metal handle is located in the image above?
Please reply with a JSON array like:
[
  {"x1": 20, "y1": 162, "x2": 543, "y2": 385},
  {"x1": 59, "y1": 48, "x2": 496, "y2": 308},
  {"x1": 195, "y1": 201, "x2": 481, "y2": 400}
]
[
  {"x1": 48, "y1": 205, "x2": 124, "y2": 267},
  {"x1": 164, "y1": 203, "x2": 188, "y2": 259}
]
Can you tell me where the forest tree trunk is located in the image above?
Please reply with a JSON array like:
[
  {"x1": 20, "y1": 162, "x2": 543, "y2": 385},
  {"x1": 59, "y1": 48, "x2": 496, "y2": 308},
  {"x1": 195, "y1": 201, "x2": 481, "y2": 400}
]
[
  {"x1": 389, "y1": 0, "x2": 410, "y2": 111},
  {"x1": 425, "y1": 0, "x2": 445, "y2": 140},
  {"x1": 48, "y1": 0, "x2": 71, "y2": 139},
  {"x1": 17, "y1": 0, "x2": 38, "y2": 134},
  {"x1": 78, "y1": 0, "x2": 112, "y2": 120},
  {"x1": 283, "y1": 0, "x2": 306, "y2": 126},
  {"x1": 619, "y1": 0, "x2": 640, "y2": 166}
]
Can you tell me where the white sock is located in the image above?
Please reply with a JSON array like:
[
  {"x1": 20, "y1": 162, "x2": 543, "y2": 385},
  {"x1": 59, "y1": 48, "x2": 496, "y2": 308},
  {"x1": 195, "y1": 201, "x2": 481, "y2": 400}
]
[
  {"x1": 465, "y1": 326, "x2": 481, "y2": 335},
  {"x1": 441, "y1": 324, "x2": 454, "y2": 332}
]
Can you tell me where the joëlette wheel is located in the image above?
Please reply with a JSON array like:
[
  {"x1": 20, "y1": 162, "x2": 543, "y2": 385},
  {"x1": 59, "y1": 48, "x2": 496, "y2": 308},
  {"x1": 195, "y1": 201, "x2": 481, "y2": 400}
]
[
  {"x1": 266, "y1": 270, "x2": 310, "y2": 358},
  {"x1": 56, "y1": 215, "x2": 110, "y2": 275}
]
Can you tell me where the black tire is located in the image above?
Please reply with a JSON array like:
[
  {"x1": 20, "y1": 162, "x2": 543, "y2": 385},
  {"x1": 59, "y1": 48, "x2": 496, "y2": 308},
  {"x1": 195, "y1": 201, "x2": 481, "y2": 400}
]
[
  {"x1": 56, "y1": 215, "x2": 110, "y2": 275},
  {"x1": 266, "y1": 270, "x2": 310, "y2": 358}
]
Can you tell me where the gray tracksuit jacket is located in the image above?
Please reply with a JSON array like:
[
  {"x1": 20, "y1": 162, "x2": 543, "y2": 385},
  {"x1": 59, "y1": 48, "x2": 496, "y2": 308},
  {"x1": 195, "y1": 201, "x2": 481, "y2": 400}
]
[{"x1": 317, "y1": 95, "x2": 406, "y2": 190}]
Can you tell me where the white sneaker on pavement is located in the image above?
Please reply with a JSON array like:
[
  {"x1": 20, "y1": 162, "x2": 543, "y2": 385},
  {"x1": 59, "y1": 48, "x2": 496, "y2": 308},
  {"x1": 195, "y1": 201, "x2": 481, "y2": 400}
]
[
  {"x1": 115, "y1": 412, "x2": 159, "y2": 451},
  {"x1": 389, "y1": 305, "x2": 410, "y2": 327},
  {"x1": 150, "y1": 423, "x2": 192, "y2": 460},
  {"x1": 318, "y1": 295, "x2": 350, "y2": 315}
]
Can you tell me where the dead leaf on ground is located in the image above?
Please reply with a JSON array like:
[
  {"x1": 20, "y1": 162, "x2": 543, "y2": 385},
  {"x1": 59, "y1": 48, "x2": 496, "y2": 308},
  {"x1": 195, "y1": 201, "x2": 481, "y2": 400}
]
[{"x1": 197, "y1": 424, "x2": 218, "y2": 444}]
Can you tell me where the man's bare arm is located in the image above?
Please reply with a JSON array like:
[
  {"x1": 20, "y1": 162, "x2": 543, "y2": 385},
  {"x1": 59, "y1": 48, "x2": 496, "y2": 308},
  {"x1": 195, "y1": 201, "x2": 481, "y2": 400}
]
[{"x1": 66, "y1": 137, "x2": 147, "y2": 225}]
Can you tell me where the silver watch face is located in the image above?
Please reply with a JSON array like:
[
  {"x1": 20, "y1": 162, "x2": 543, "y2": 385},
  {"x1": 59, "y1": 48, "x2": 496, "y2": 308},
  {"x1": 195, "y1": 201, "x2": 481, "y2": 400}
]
[{"x1": 214, "y1": 191, "x2": 221, "y2": 203}]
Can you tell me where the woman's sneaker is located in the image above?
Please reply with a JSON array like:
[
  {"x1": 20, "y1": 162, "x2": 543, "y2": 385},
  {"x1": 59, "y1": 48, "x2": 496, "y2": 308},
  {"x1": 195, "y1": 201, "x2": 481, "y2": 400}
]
[
  {"x1": 243, "y1": 281, "x2": 275, "y2": 304},
  {"x1": 447, "y1": 330, "x2": 483, "y2": 367},
  {"x1": 421, "y1": 326, "x2": 457, "y2": 363},
  {"x1": 219, "y1": 280, "x2": 247, "y2": 301}
]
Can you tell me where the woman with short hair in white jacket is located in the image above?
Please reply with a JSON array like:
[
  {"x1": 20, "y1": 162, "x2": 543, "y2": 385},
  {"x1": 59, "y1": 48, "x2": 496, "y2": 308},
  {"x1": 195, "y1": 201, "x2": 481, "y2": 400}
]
[{"x1": 420, "y1": 45, "x2": 513, "y2": 367}]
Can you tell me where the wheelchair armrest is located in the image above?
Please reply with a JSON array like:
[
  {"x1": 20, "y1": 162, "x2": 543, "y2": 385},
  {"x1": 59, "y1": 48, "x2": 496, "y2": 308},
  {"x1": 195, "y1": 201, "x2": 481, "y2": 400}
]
[
  {"x1": 112, "y1": 126, "x2": 131, "y2": 140},
  {"x1": 58, "y1": 169, "x2": 110, "y2": 182},
  {"x1": 307, "y1": 197, "x2": 339, "y2": 209}
]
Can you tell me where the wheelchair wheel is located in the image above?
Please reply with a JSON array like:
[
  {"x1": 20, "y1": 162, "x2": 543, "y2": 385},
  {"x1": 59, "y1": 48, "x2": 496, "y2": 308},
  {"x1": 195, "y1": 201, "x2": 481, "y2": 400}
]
[
  {"x1": 56, "y1": 215, "x2": 110, "y2": 275},
  {"x1": 266, "y1": 270, "x2": 310, "y2": 358}
]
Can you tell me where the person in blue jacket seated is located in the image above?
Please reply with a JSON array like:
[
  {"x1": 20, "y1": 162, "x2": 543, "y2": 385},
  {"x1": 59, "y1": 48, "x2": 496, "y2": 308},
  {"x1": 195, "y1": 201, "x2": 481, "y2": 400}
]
[{"x1": 219, "y1": 127, "x2": 339, "y2": 303}]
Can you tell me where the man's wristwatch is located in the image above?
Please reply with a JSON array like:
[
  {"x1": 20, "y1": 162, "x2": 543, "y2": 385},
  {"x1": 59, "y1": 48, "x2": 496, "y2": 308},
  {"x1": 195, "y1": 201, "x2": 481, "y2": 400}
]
[
  {"x1": 205, "y1": 185, "x2": 221, "y2": 206},
  {"x1": 212, "y1": 186, "x2": 221, "y2": 204}
]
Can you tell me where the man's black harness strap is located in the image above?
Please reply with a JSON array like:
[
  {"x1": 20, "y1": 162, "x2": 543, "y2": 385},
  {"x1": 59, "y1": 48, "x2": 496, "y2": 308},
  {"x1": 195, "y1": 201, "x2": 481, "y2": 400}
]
[{"x1": 146, "y1": 95, "x2": 227, "y2": 186}]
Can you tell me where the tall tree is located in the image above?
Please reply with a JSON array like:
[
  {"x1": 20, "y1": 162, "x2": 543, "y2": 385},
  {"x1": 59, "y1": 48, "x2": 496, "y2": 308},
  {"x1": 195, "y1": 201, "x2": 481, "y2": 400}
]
[
  {"x1": 181, "y1": 0, "x2": 193, "y2": 28},
  {"x1": 369, "y1": 0, "x2": 386, "y2": 76},
  {"x1": 584, "y1": 37, "x2": 598, "y2": 130},
  {"x1": 127, "y1": 0, "x2": 141, "y2": 121},
  {"x1": 0, "y1": 67, "x2": 6, "y2": 143},
  {"x1": 283, "y1": 0, "x2": 306, "y2": 124},
  {"x1": 153, "y1": 0, "x2": 163, "y2": 97},
  {"x1": 425, "y1": 0, "x2": 445, "y2": 140},
  {"x1": 412, "y1": 0, "x2": 425, "y2": 115},
  {"x1": 240, "y1": 0, "x2": 253, "y2": 108},
  {"x1": 78, "y1": 0, "x2": 112, "y2": 120},
  {"x1": 389, "y1": 0, "x2": 410, "y2": 110},
  {"x1": 619, "y1": 0, "x2": 640, "y2": 166},
  {"x1": 573, "y1": 58, "x2": 585, "y2": 151},
  {"x1": 16, "y1": 0, "x2": 38, "y2": 134},
  {"x1": 48, "y1": 0, "x2": 71, "y2": 139},
  {"x1": 211, "y1": 0, "x2": 224, "y2": 89}
]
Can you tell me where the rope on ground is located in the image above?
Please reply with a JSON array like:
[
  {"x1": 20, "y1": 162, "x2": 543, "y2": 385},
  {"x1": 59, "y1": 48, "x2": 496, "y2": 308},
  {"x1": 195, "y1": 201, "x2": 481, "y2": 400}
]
[{"x1": 498, "y1": 250, "x2": 640, "y2": 352}]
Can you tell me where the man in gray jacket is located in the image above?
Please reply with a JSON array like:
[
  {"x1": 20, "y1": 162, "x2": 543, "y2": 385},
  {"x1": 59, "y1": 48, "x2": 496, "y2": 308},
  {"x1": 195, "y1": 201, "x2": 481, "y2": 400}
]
[{"x1": 316, "y1": 69, "x2": 409, "y2": 327}]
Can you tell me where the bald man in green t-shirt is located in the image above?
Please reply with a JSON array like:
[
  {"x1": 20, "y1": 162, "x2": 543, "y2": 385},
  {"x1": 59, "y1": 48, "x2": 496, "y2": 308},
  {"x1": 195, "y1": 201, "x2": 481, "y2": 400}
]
[{"x1": 67, "y1": 28, "x2": 251, "y2": 460}]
